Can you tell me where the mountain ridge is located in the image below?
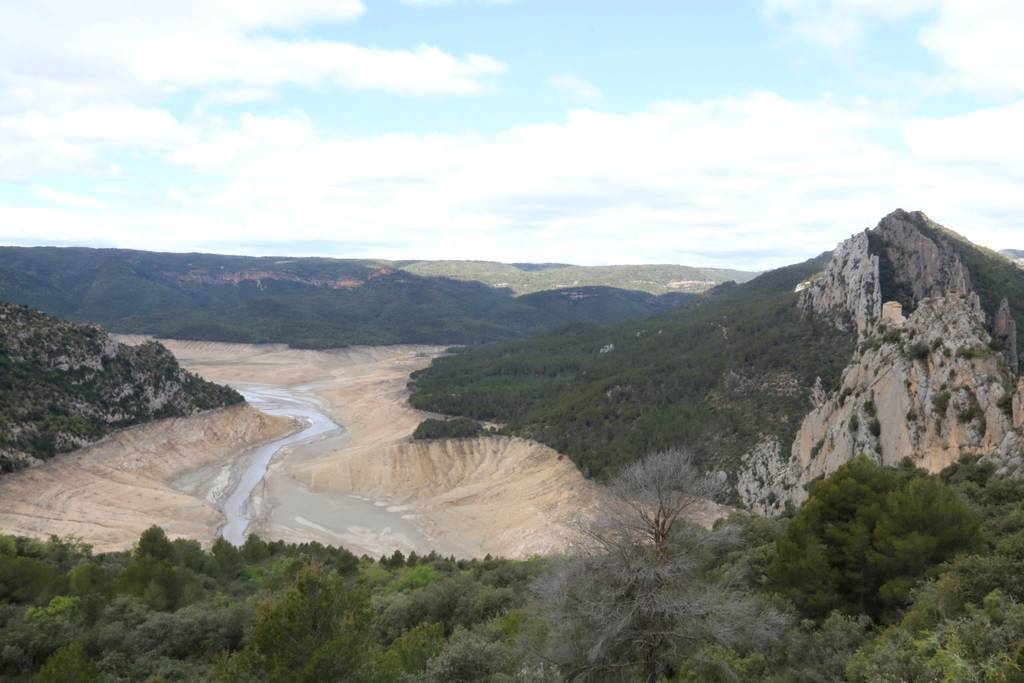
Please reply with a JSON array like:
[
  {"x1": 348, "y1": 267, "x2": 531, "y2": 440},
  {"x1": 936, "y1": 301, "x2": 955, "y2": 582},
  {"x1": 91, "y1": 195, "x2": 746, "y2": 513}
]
[
  {"x1": 409, "y1": 210, "x2": 1024, "y2": 510},
  {"x1": 398, "y1": 259, "x2": 757, "y2": 295},
  {"x1": 0, "y1": 246, "x2": 709, "y2": 348}
]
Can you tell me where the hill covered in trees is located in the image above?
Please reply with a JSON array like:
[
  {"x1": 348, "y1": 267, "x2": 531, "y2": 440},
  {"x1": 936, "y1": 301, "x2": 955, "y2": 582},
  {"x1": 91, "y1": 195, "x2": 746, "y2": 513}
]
[
  {"x1": 410, "y1": 254, "x2": 856, "y2": 483},
  {"x1": 409, "y1": 212, "x2": 1024, "y2": 500},
  {"x1": 2, "y1": 454, "x2": 1022, "y2": 682},
  {"x1": 398, "y1": 260, "x2": 757, "y2": 295},
  {"x1": 0, "y1": 303, "x2": 242, "y2": 471},
  {"x1": 0, "y1": 247, "x2": 706, "y2": 348}
]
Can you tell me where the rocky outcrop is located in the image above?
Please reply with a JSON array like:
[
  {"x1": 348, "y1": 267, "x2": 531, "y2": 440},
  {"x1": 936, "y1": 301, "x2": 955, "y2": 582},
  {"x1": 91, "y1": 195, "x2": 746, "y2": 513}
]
[
  {"x1": 0, "y1": 303, "x2": 243, "y2": 471},
  {"x1": 736, "y1": 436, "x2": 795, "y2": 516},
  {"x1": 882, "y1": 301, "x2": 906, "y2": 326},
  {"x1": 995, "y1": 298, "x2": 1019, "y2": 375},
  {"x1": 786, "y1": 294, "x2": 1021, "y2": 504},
  {"x1": 869, "y1": 210, "x2": 973, "y2": 309},
  {"x1": 799, "y1": 210, "x2": 981, "y2": 339},
  {"x1": 1014, "y1": 379, "x2": 1024, "y2": 429},
  {"x1": 759, "y1": 211, "x2": 1024, "y2": 509},
  {"x1": 799, "y1": 231, "x2": 881, "y2": 337}
]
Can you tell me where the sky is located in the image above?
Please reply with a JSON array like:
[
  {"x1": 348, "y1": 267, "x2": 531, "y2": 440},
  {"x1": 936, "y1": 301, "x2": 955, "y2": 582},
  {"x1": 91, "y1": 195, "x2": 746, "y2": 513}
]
[{"x1": 0, "y1": 0, "x2": 1022, "y2": 270}]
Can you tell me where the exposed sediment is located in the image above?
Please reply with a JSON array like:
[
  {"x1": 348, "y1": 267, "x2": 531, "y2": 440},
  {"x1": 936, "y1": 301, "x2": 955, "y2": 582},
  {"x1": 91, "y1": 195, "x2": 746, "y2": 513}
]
[
  {"x1": 141, "y1": 340, "x2": 612, "y2": 558},
  {"x1": 0, "y1": 404, "x2": 292, "y2": 551}
]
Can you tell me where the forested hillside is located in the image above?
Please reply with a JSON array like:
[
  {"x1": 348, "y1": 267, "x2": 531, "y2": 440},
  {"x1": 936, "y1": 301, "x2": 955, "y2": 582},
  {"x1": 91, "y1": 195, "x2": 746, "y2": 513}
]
[
  {"x1": 0, "y1": 303, "x2": 242, "y2": 471},
  {"x1": 2, "y1": 455, "x2": 1022, "y2": 682},
  {"x1": 399, "y1": 260, "x2": 757, "y2": 295},
  {"x1": 410, "y1": 212, "x2": 1024, "y2": 496},
  {"x1": 0, "y1": 247, "x2": 700, "y2": 348},
  {"x1": 410, "y1": 255, "x2": 855, "y2": 482}
]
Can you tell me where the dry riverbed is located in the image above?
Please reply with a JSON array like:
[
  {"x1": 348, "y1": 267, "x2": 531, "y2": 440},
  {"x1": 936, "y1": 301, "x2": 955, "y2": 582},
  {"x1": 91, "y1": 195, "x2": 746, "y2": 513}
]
[
  {"x1": 0, "y1": 340, "x2": 608, "y2": 557},
  {"x1": 0, "y1": 403, "x2": 292, "y2": 552}
]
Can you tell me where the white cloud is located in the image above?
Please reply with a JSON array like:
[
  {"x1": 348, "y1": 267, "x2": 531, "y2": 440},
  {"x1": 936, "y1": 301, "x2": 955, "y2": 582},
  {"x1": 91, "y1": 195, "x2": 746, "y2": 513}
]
[
  {"x1": 919, "y1": 0, "x2": 1024, "y2": 95},
  {"x1": 904, "y1": 100, "x2": 1024, "y2": 166},
  {"x1": 4, "y1": 91, "x2": 1024, "y2": 267},
  {"x1": 0, "y1": 105, "x2": 190, "y2": 180},
  {"x1": 31, "y1": 186, "x2": 108, "y2": 210},
  {"x1": 549, "y1": 74, "x2": 602, "y2": 100},
  {"x1": 0, "y1": 1, "x2": 505, "y2": 102},
  {"x1": 759, "y1": 0, "x2": 1024, "y2": 95},
  {"x1": 0, "y1": 2, "x2": 506, "y2": 179},
  {"x1": 758, "y1": 0, "x2": 936, "y2": 46}
]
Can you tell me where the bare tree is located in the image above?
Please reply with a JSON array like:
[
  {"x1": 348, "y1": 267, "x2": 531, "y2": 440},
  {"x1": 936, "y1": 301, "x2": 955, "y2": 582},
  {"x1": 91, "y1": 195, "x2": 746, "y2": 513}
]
[{"x1": 537, "y1": 449, "x2": 789, "y2": 682}]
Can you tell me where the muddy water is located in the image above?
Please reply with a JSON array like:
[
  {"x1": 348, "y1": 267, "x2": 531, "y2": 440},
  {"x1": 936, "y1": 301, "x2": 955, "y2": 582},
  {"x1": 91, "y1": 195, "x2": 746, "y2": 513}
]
[{"x1": 219, "y1": 386, "x2": 437, "y2": 553}]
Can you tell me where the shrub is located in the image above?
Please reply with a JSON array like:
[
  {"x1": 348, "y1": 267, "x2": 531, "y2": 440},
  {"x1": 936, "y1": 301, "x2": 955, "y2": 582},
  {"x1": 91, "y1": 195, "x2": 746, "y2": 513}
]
[
  {"x1": 905, "y1": 342, "x2": 930, "y2": 361},
  {"x1": 37, "y1": 643, "x2": 99, "y2": 683},
  {"x1": 413, "y1": 418, "x2": 484, "y2": 440},
  {"x1": 770, "y1": 457, "x2": 980, "y2": 620},
  {"x1": 997, "y1": 392, "x2": 1014, "y2": 417}
]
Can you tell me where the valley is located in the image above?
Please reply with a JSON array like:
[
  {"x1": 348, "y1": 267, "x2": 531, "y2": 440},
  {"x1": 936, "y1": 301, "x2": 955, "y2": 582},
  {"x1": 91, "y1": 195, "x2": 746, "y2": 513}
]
[
  {"x1": 3, "y1": 211, "x2": 1024, "y2": 681},
  {"x1": 0, "y1": 402, "x2": 292, "y2": 552},
  {"x1": 0, "y1": 338, "x2": 616, "y2": 558},
  {"x1": 7, "y1": 3, "x2": 1024, "y2": 677}
]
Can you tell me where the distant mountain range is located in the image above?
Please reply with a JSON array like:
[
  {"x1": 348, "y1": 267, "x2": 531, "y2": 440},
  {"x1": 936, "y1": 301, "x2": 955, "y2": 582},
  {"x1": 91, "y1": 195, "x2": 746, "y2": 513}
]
[
  {"x1": 398, "y1": 260, "x2": 757, "y2": 295},
  {"x1": 0, "y1": 247, "x2": 741, "y2": 348},
  {"x1": 1002, "y1": 249, "x2": 1024, "y2": 266}
]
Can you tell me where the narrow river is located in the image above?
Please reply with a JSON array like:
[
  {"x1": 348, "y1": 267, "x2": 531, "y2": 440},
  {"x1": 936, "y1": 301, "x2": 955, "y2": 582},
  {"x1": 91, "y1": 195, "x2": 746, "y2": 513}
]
[
  {"x1": 219, "y1": 387, "x2": 340, "y2": 545},
  {"x1": 218, "y1": 385, "x2": 439, "y2": 554}
]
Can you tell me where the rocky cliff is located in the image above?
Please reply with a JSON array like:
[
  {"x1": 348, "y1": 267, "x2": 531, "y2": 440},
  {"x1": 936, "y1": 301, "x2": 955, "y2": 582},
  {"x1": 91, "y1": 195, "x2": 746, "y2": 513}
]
[
  {"x1": 798, "y1": 230, "x2": 880, "y2": 337},
  {"x1": 789, "y1": 294, "x2": 1021, "y2": 500},
  {"x1": 742, "y1": 210, "x2": 1024, "y2": 514},
  {"x1": 0, "y1": 303, "x2": 243, "y2": 472}
]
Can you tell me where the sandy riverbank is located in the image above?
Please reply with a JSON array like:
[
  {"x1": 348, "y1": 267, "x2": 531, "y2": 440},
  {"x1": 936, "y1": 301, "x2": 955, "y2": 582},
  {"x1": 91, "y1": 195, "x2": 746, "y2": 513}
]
[
  {"x1": 147, "y1": 339, "x2": 606, "y2": 558},
  {"x1": 0, "y1": 404, "x2": 292, "y2": 552},
  {"x1": 1, "y1": 337, "x2": 728, "y2": 557}
]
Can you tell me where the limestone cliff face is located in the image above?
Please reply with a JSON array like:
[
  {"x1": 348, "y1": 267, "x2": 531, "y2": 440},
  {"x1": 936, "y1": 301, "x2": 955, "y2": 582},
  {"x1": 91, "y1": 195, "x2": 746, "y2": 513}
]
[
  {"x1": 995, "y1": 298, "x2": 1019, "y2": 375},
  {"x1": 799, "y1": 231, "x2": 881, "y2": 338},
  {"x1": 788, "y1": 294, "x2": 1022, "y2": 504},
  {"x1": 743, "y1": 210, "x2": 1024, "y2": 511},
  {"x1": 799, "y1": 210, "x2": 979, "y2": 336},
  {"x1": 869, "y1": 210, "x2": 973, "y2": 308},
  {"x1": 737, "y1": 436, "x2": 796, "y2": 516},
  {"x1": 1015, "y1": 379, "x2": 1024, "y2": 429}
]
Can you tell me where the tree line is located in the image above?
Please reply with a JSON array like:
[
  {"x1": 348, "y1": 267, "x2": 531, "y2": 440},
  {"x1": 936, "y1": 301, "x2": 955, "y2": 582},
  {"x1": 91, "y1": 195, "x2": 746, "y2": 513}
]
[{"x1": 2, "y1": 451, "x2": 1022, "y2": 681}]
